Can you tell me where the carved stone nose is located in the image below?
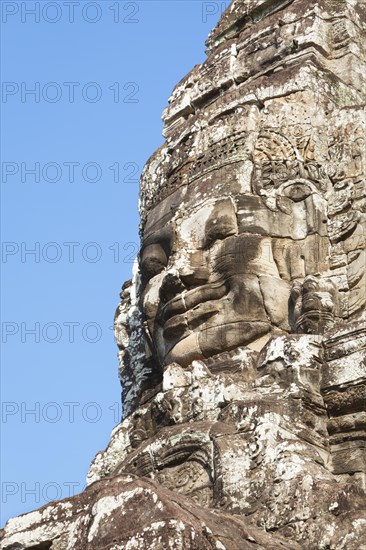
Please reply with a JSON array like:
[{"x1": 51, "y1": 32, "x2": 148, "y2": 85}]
[{"x1": 159, "y1": 271, "x2": 185, "y2": 303}]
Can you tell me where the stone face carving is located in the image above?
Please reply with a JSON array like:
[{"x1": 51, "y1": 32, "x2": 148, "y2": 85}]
[
  {"x1": 2, "y1": 1, "x2": 365, "y2": 548},
  {"x1": 139, "y1": 127, "x2": 335, "y2": 371}
]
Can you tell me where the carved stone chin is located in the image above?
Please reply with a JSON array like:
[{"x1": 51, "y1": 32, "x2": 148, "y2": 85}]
[{"x1": 2, "y1": 1, "x2": 365, "y2": 549}]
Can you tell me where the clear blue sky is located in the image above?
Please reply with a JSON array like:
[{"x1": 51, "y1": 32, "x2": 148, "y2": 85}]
[{"x1": 1, "y1": 0, "x2": 226, "y2": 526}]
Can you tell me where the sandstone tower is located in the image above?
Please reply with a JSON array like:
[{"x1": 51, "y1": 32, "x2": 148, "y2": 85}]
[{"x1": 1, "y1": 0, "x2": 365, "y2": 548}]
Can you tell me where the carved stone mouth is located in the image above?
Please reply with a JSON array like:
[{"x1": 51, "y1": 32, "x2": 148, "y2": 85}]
[
  {"x1": 160, "y1": 281, "x2": 227, "y2": 326},
  {"x1": 163, "y1": 302, "x2": 221, "y2": 340}
]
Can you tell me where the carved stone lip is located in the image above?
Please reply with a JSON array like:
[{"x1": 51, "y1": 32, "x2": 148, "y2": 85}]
[
  {"x1": 160, "y1": 281, "x2": 227, "y2": 325},
  {"x1": 163, "y1": 302, "x2": 220, "y2": 340},
  {"x1": 163, "y1": 312, "x2": 188, "y2": 339}
]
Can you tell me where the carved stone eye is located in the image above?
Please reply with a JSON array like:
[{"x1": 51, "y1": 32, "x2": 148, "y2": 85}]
[
  {"x1": 203, "y1": 200, "x2": 238, "y2": 247},
  {"x1": 205, "y1": 218, "x2": 236, "y2": 246}
]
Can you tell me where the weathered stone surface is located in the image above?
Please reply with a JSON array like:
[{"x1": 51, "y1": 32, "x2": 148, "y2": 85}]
[
  {"x1": 2, "y1": 0, "x2": 365, "y2": 548},
  {"x1": 0, "y1": 475, "x2": 300, "y2": 549},
  {"x1": 86, "y1": 335, "x2": 366, "y2": 547}
]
